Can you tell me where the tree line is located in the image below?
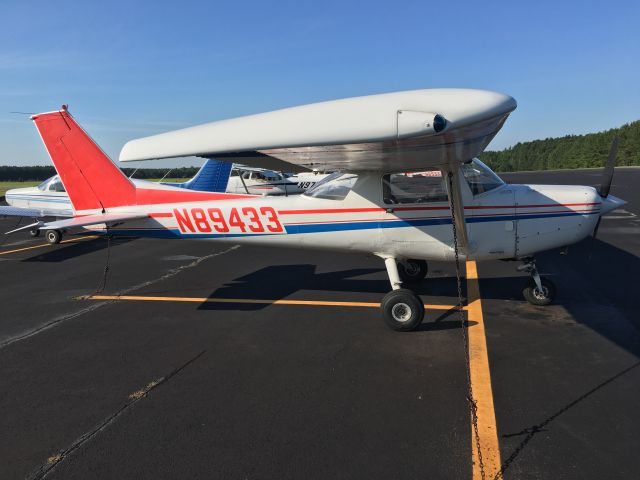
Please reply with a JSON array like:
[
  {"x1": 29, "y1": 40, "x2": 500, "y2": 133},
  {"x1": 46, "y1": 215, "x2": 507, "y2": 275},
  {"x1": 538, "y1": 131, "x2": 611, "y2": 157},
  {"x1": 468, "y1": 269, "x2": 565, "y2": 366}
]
[
  {"x1": 479, "y1": 120, "x2": 640, "y2": 172},
  {"x1": 2, "y1": 119, "x2": 638, "y2": 179},
  {"x1": 0, "y1": 166, "x2": 201, "y2": 182}
]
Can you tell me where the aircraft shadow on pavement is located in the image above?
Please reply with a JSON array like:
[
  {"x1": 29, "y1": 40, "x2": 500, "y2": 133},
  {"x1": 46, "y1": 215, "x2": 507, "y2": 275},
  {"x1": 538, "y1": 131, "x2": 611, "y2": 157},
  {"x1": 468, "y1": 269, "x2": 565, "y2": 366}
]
[
  {"x1": 479, "y1": 237, "x2": 640, "y2": 477},
  {"x1": 21, "y1": 236, "x2": 136, "y2": 262},
  {"x1": 198, "y1": 264, "x2": 464, "y2": 312},
  {"x1": 478, "y1": 237, "x2": 640, "y2": 357}
]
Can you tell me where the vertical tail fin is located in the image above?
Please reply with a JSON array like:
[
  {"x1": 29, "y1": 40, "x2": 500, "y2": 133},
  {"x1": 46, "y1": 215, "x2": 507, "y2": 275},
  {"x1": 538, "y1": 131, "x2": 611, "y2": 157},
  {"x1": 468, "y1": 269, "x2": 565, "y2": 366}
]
[
  {"x1": 169, "y1": 159, "x2": 232, "y2": 192},
  {"x1": 32, "y1": 107, "x2": 136, "y2": 212}
]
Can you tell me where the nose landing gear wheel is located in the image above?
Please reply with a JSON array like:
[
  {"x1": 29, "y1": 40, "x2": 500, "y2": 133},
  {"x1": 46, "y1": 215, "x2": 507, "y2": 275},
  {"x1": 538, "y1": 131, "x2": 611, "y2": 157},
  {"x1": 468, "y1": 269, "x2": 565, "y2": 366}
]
[
  {"x1": 45, "y1": 229, "x2": 62, "y2": 245},
  {"x1": 29, "y1": 228, "x2": 40, "y2": 238},
  {"x1": 397, "y1": 259, "x2": 428, "y2": 283},
  {"x1": 523, "y1": 277, "x2": 556, "y2": 306},
  {"x1": 381, "y1": 288, "x2": 425, "y2": 331}
]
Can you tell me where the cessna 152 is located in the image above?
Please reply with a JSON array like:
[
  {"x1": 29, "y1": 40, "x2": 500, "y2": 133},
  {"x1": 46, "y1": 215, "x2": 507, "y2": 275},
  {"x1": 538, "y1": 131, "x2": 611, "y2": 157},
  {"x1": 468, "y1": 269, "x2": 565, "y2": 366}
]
[{"x1": 2, "y1": 89, "x2": 625, "y2": 331}]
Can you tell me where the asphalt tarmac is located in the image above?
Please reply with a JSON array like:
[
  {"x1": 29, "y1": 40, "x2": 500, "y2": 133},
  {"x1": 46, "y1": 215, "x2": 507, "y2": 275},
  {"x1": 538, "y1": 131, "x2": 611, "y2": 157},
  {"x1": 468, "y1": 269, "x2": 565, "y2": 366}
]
[{"x1": 1, "y1": 168, "x2": 638, "y2": 479}]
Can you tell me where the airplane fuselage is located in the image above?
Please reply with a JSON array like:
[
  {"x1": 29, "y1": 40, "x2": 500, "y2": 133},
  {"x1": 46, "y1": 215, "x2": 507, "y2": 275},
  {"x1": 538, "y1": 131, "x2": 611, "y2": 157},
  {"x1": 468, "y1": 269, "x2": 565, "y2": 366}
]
[{"x1": 85, "y1": 167, "x2": 609, "y2": 262}]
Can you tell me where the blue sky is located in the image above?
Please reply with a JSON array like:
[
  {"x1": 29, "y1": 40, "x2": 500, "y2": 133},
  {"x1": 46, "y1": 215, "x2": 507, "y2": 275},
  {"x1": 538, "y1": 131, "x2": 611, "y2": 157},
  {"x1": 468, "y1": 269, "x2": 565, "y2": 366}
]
[{"x1": 1, "y1": 0, "x2": 638, "y2": 167}]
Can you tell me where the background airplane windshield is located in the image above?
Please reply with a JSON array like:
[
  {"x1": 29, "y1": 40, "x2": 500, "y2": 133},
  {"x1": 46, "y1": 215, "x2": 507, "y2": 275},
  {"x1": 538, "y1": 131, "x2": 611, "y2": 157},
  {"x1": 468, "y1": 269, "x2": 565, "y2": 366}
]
[{"x1": 304, "y1": 173, "x2": 357, "y2": 200}]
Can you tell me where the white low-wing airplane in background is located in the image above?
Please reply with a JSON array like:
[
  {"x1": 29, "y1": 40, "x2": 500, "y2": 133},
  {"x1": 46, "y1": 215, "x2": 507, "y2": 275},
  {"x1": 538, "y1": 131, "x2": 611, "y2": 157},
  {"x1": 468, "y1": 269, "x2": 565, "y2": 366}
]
[
  {"x1": 226, "y1": 165, "x2": 330, "y2": 195},
  {"x1": 1, "y1": 158, "x2": 234, "y2": 241},
  {"x1": 3, "y1": 160, "x2": 325, "y2": 238},
  {"x1": 2, "y1": 89, "x2": 625, "y2": 330}
]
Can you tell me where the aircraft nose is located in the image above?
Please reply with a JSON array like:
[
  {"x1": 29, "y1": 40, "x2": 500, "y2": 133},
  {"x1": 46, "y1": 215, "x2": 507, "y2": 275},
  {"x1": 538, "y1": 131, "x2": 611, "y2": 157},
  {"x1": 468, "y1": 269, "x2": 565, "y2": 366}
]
[{"x1": 600, "y1": 194, "x2": 626, "y2": 216}]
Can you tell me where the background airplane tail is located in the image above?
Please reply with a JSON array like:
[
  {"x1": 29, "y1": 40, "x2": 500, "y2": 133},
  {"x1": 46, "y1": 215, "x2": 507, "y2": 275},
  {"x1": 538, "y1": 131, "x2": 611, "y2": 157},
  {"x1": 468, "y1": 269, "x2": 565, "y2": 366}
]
[
  {"x1": 163, "y1": 159, "x2": 232, "y2": 192},
  {"x1": 32, "y1": 107, "x2": 136, "y2": 212}
]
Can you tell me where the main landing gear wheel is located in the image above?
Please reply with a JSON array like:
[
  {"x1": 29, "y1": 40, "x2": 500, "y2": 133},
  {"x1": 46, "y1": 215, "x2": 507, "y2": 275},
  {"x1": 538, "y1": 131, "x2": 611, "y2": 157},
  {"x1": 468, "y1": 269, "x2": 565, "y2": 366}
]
[
  {"x1": 45, "y1": 229, "x2": 62, "y2": 245},
  {"x1": 522, "y1": 277, "x2": 556, "y2": 306},
  {"x1": 397, "y1": 259, "x2": 428, "y2": 284},
  {"x1": 381, "y1": 289, "x2": 425, "y2": 331},
  {"x1": 29, "y1": 228, "x2": 40, "y2": 238}
]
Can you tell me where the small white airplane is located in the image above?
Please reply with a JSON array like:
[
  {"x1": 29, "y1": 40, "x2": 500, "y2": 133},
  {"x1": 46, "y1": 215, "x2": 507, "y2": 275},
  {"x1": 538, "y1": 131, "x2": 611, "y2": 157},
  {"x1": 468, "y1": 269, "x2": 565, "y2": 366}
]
[
  {"x1": 2, "y1": 159, "x2": 234, "y2": 240},
  {"x1": 1, "y1": 89, "x2": 626, "y2": 331},
  {"x1": 226, "y1": 165, "x2": 329, "y2": 195}
]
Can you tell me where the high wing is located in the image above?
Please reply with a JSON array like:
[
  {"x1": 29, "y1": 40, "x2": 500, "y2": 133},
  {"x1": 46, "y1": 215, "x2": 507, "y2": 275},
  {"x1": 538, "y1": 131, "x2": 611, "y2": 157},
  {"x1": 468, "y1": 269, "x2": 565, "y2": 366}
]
[{"x1": 119, "y1": 89, "x2": 517, "y2": 172}]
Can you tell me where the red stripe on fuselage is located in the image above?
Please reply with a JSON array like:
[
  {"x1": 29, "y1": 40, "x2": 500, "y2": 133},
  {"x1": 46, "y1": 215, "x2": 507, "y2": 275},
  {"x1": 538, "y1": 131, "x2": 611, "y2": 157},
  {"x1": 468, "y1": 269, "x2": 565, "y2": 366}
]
[
  {"x1": 471, "y1": 202, "x2": 601, "y2": 209},
  {"x1": 278, "y1": 202, "x2": 601, "y2": 216},
  {"x1": 135, "y1": 188, "x2": 254, "y2": 206}
]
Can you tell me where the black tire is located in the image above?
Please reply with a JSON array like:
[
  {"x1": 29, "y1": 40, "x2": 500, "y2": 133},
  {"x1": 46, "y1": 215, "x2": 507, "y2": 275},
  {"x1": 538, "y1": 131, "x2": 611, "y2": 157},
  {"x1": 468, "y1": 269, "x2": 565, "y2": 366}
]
[
  {"x1": 381, "y1": 288, "x2": 425, "y2": 331},
  {"x1": 29, "y1": 228, "x2": 40, "y2": 237},
  {"x1": 45, "y1": 229, "x2": 62, "y2": 245},
  {"x1": 397, "y1": 259, "x2": 428, "y2": 283},
  {"x1": 522, "y1": 277, "x2": 556, "y2": 306}
]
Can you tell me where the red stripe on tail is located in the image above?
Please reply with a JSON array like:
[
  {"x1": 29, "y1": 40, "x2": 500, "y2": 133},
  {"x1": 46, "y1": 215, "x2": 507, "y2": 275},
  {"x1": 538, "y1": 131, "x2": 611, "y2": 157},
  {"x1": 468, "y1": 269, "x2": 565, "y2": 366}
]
[{"x1": 32, "y1": 108, "x2": 136, "y2": 211}]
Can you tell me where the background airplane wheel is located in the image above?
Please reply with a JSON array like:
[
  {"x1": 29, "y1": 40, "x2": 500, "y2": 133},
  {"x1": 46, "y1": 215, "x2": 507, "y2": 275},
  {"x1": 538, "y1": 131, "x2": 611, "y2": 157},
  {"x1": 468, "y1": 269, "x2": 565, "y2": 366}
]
[
  {"x1": 397, "y1": 259, "x2": 428, "y2": 283},
  {"x1": 381, "y1": 288, "x2": 425, "y2": 331},
  {"x1": 29, "y1": 228, "x2": 40, "y2": 237},
  {"x1": 523, "y1": 277, "x2": 556, "y2": 306},
  {"x1": 45, "y1": 229, "x2": 62, "y2": 245}
]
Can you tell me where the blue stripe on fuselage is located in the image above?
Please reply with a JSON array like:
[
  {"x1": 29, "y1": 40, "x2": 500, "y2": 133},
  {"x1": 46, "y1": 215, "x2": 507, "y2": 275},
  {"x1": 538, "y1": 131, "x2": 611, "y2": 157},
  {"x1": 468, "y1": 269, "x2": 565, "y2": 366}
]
[{"x1": 99, "y1": 210, "x2": 598, "y2": 239}]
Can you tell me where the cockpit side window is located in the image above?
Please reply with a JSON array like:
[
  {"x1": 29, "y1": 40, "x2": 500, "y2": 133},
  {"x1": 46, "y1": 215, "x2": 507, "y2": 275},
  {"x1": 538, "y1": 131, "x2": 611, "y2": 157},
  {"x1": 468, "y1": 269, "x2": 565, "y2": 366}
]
[
  {"x1": 460, "y1": 159, "x2": 504, "y2": 196},
  {"x1": 382, "y1": 170, "x2": 448, "y2": 204},
  {"x1": 304, "y1": 172, "x2": 358, "y2": 200}
]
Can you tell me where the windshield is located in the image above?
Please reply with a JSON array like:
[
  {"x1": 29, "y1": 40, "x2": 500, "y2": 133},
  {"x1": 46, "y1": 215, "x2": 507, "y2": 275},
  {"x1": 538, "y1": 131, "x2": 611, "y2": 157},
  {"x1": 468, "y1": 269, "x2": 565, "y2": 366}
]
[
  {"x1": 304, "y1": 172, "x2": 357, "y2": 200},
  {"x1": 461, "y1": 159, "x2": 504, "y2": 195},
  {"x1": 37, "y1": 175, "x2": 57, "y2": 191},
  {"x1": 49, "y1": 177, "x2": 66, "y2": 192}
]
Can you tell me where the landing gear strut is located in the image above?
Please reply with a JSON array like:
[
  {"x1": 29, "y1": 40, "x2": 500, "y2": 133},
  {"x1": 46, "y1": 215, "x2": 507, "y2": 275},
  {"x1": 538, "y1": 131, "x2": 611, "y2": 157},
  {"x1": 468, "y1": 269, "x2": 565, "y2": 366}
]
[
  {"x1": 380, "y1": 256, "x2": 425, "y2": 331},
  {"x1": 517, "y1": 258, "x2": 556, "y2": 306}
]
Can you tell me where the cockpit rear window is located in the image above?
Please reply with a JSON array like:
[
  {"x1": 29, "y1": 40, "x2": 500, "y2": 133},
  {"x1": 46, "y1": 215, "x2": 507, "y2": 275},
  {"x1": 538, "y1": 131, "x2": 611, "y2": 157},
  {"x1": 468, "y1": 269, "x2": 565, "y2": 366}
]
[
  {"x1": 304, "y1": 172, "x2": 358, "y2": 200},
  {"x1": 382, "y1": 170, "x2": 448, "y2": 204},
  {"x1": 460, "y1": 159, "x2": 504, "y2": 195}
]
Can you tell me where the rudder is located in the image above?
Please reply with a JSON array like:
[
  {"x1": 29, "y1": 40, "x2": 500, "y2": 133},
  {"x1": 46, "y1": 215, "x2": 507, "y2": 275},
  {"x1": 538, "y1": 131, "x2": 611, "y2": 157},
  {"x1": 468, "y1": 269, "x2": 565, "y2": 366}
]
[{"x1": 32, "y1": 107, "x2": 136, "y2": 212}]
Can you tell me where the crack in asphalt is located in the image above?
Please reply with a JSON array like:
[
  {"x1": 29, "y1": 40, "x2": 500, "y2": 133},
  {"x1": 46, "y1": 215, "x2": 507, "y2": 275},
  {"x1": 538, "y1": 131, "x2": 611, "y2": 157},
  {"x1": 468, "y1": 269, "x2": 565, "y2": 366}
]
[
  {"x1": 0, "y1": 244, "x2": 240, "y2": 349},
  {"x1": 26, "y1": 350, "x2": 207, "y2": 480}
]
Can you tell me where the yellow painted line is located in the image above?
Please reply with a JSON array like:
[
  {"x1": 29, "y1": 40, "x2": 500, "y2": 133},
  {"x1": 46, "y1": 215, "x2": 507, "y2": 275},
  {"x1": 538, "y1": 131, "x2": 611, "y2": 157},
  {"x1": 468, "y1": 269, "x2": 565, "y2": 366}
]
[
  {"x1": 465, "y1": 260, "x2": 501, "y2": 479},
  {"x1": 83, "y1": 294, "x2": 462, "y2": 310},
  {"x1": 0, "y1": 235, "x2": 99, "y2": 256}
]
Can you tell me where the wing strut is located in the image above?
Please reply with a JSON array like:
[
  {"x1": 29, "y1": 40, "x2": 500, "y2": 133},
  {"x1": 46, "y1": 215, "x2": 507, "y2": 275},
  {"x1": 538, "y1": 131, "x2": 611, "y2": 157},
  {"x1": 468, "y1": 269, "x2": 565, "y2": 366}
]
[{"x1": 446, "y1": 169, "x2": 470, "y2": 253}]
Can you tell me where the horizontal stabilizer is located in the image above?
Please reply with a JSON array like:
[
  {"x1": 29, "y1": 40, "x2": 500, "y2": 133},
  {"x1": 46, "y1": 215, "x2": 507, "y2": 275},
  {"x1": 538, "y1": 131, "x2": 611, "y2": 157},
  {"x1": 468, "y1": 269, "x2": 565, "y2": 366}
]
[{"x1": 39, "y1": 212, "x2": 148, "y2": 231}]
